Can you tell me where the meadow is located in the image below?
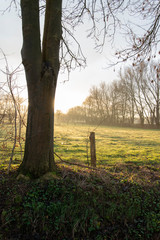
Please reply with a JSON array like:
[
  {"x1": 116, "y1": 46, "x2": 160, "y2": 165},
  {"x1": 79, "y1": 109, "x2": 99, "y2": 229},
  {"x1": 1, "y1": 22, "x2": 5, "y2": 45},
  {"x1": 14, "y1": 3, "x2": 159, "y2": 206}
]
[
  {"x1": 1, "y1": 124, "x2": 160, "y2": 239},
  {"x1": 54, "y1": 123, "x2": 160, "y2": 167},
  {"x1": 1, "y1": 123, "x2": 160, "y2": 170}
]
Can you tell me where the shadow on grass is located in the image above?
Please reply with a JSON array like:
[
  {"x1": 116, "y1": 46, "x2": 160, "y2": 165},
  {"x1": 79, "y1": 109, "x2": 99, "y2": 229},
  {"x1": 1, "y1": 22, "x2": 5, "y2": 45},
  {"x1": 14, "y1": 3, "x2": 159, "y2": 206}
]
[{"x1": 1, "y1": 162, "x2": 160, "y2": 240}]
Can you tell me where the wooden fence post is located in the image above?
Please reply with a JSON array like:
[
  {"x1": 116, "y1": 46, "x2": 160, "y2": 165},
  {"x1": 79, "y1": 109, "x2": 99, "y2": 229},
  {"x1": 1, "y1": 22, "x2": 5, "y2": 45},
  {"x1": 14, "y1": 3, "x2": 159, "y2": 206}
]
[{"x1": 89, "y1": 132, "x2": 96, "y2": 167}]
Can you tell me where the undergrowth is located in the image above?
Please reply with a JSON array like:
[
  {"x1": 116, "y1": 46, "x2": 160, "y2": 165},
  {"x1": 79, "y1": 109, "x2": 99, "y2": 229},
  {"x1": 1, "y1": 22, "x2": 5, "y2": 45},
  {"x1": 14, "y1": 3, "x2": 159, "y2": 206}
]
[{"x1": 1, "y1": 165, "x2": 160, "y2": 240}]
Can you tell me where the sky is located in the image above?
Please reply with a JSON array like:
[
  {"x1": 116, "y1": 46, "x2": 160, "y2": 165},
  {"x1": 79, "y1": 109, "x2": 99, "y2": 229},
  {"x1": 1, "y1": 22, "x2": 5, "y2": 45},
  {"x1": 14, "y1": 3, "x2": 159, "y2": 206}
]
[{"x1": 0, "y1": 1, "x2": 121, "y2": 113}]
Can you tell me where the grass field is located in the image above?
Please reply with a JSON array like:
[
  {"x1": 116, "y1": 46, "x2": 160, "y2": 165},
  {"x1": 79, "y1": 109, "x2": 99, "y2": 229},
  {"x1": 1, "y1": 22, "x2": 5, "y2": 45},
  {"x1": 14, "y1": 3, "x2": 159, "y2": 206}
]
[
  {"x1": 1, "y1": 124, "x2": 160, "y2": 239},
  {"x1": 1, "y1": 123, "x2": 160, "y2": 171},
  {"x1": 54, "y1": 124, "x2": 160, "y2": 187},
  {"x1": 54, "y1": 123, "x2": 160, "y2": 166}
]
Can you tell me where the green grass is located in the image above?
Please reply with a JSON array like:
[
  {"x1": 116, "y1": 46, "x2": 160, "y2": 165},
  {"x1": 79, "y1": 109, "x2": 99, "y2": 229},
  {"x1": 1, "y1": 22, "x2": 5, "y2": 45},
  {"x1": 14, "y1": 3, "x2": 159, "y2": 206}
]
[
  {"x1": 1, "y1": 123, "x2": 160, "y2": 171},
  {"x1": 54, "y1": 123, "x2": 160, "y2": 167},
  {"x1": 0, "y1": 123, "x2": 25, "y2": 170}
]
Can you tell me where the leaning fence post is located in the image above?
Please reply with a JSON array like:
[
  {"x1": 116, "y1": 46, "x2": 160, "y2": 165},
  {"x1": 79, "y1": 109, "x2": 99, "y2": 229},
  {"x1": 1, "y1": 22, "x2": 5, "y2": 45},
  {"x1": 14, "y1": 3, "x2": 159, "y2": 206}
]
[{"x1": 89, "y1": 132, "x2": 96, "y2": 167}]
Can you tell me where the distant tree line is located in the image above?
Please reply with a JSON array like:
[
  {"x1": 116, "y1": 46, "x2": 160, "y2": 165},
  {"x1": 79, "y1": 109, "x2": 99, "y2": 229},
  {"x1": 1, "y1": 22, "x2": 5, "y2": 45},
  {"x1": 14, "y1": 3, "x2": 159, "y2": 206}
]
[{"x1": 55, "y1": 61, "x2": 160, "y2": 128}]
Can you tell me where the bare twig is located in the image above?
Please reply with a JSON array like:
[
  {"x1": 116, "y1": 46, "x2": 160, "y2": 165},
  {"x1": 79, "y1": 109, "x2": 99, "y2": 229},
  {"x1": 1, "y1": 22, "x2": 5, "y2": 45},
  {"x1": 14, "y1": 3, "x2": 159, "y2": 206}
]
[{"x1": 54, "y1": 151, "x2": 99, "y2": 171}]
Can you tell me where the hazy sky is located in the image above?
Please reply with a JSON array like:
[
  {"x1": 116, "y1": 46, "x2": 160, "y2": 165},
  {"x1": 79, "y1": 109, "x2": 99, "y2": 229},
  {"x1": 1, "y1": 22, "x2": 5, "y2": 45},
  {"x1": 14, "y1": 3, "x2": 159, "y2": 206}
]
[{"x1": 0, "y1": 1, "x2": 120, "y2": 113}]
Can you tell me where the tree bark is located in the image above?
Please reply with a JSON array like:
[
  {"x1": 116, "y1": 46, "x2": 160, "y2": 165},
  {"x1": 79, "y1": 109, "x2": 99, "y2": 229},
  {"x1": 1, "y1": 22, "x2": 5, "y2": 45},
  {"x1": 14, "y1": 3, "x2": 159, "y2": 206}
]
[{"x1": 19, "y1": 0, "x2": 62, "y2": 178}]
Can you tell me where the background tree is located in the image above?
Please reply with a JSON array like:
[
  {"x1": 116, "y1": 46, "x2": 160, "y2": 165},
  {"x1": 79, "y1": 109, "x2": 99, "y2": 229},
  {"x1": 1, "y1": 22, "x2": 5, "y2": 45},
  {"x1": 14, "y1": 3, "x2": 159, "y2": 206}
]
[
  {"x1": 0, "y1": 50, "x2": 27, "y2": 170},
  {"x1": 147, "y1": 62, "x2": 160, "y2": 127},
  {"x1": 66, "y1": 106, "x2": 84, "y2": 124},
  {"x1": 69, "y1": 60, "x2": 160, "y2": 128},
  {"x1": 82, "y1": 96, "x2": 98, "y2": 124}
]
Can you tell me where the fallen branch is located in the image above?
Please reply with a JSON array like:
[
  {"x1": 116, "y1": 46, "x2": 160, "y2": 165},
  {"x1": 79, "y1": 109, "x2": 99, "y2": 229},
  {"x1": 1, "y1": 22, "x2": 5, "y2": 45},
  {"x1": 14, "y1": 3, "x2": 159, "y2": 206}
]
[{"x1": 54, "y1": 151, "x2": 99, "y2": 171}]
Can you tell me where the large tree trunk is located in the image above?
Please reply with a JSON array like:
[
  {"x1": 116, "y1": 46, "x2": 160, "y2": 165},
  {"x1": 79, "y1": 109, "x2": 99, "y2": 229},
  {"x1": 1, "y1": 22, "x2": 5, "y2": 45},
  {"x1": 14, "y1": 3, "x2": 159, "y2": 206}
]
[
  {"x1": 19, "y1": 0, "x2": 62, "y2": 178},
  {"x1": 20, "y1": 74, "x2": 57, "y2": 177}
]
